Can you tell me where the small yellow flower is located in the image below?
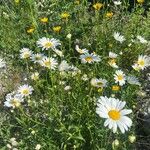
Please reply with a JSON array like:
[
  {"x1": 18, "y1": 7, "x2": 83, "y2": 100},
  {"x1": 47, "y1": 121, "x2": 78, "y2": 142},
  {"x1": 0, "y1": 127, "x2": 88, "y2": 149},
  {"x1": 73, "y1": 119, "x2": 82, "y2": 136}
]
[
  {"x1": 27, "y1": 27, "x2": 34, "y2": 33},
  {"x1": 40, "y1": 17, "x2": 48, "y2": 23},
  {"x1": 93, "y1": 3, "x2": 103, "y2": 10},
  {"x1": 53, "y1": 26, "x2": 61, "y2": 32},
  {"x1": 14, "y1": 0, "x2": 20, "y2": 3},
  {"x1": 112, "y1": 85, "x2": 120, "y2": 91},
  {"x1": 137, "y1": 0, "x2": 144, "y2": 4},
  {"x1": 75, "y1": 0, "x2": 80, "y2": 5},
  {"x1": 106, "y1": 12, "x2": 113, "y2": 18},
  {"x1": 61, "y1": 12, "x2": 70, "y2": 19}
]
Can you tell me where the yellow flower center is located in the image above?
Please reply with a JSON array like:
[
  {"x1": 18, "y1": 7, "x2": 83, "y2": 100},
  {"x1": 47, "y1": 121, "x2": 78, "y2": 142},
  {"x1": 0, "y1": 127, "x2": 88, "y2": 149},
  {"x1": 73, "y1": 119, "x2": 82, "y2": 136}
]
[
  {"x1": 24, "y1": 53, "x2": 30, "y2": 58},
  {"x1": 11, "y1": 99, "x2": 20, "y2": 107},
  {"x1": 117, "y1": 75, "x2": 123, "y2": 80},
  {"x1": 45, "y1": 42, "x2": 53, "y2": 48},
  {"x1": 85, "y1": 57, "x2": 93, "y2": 62},
  {"x1": 97, "y1": 82, "x2": 103, "y2": 86},
  {"x1": 35, "y1": 56, "x2": 41, "y2": 60},
  {"x1": 108, "y1": 110, "x2": 121, "y2": 120},
  {"x1": 108, "y1": 59, "x2": 116, "y2": 65},
  {"x1": 22, "y1": 89, "x2": 29, "y2": 95},
  {"x1": 138, "y1": 60, "x2": 145, "y2": 66},
  {"x1": 44, "y1": 60, "x2": 51, "y2": 67}
]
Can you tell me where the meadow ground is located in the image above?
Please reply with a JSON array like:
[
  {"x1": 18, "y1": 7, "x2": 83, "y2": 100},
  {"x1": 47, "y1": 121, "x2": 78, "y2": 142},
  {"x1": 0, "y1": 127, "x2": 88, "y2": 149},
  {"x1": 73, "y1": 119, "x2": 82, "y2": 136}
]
[{"x1": 0, "y1": 0, "x2": 150, "y2": 150}]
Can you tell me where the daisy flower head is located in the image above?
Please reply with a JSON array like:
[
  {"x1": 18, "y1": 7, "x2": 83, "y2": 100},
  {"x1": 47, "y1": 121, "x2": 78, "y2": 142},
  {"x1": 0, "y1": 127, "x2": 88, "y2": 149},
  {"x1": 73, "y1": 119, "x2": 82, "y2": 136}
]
[
  {"x1": 96, "y1": 96, "x2": 132, "y2": 133},
  {"x1": 137, "y1": 35, "x2": 148, "y2": 44},
  {"x1": 20, "y1": 48, "x2": 32, "y2": 59},
  {"x1": 132, "y1": 63, "x2": 140, "y2": 71},
  {"x1": 114, "y1": 70, "x2": 126, "y2": 86},
  {"x1": 75, "y1": 45, "x2": 88, "y2": 54},
  {"x1": 113, "y1": 32, "x2": 125, "y2": 43},
  {"x1": 80, "y1": 53, "x2": 101, "y2": 64},
  {"x1": 18, "y1": 84, "x2": 33, "y2": 97},
  {"x1": 109, "y1": 52, "x2": 118, "y2": 59},
  {"x1": 137, "y1": 55, "x2": 150, "y2": 70},
  {"x1": 40, "y1": 56, "x2": 58, "y2": 70},
  {"x1": 113, "y1": 0, "x2": 122, "y2": 5},
  {"x1": 127, "y1": 76, "x2": 141, "y2": 86},
  {"x1": 37, "y1": 37, "x2": 61, "y2": 50},
  {"x1": 108, "y1": 59, "x2": 118, "y2": 68},
  {"x1": 4, "y1": 92, "x2": 24, "y2": 108},
  {"x1": 58, "y1": 60, "x2": 70, "y2": 72},
  {"x1": 91, "y1": 78, "x2": 107, "y2": 88},
  {"x1": 53, "y1": 49, "x2": 64, "y2": 57},
  {"x1": 0, "y1": 58, "x2": 6, "y2": 68},
  {"x1": 30, "y1": 53, "x2": 44, "y2": 63}
]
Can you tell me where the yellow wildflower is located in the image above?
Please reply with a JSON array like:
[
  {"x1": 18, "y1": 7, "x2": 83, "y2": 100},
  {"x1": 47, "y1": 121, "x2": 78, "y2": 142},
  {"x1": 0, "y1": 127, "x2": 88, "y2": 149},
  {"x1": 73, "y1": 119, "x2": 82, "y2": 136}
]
[
  {"x1": 27, "y1": 27, "x2": 34, "y2": 33},
  {"x1": 112, "y1": 85, "x2": 120, "y2": 91},
  {"x1": 40, "y1": 17, "x2": 48, "y2": 23},
  {"x1": 93, "y1": 3, "x2": 103, "y2": 10},
  {"x1": 106, "y1": 12, "x2": 113, "y2": 18},
  {"x1": 53, "y1": 26, "x2": 61, "y2": 32},
  {"x1": 61, "y1": 12, "x2": 70, "y2": 19}
]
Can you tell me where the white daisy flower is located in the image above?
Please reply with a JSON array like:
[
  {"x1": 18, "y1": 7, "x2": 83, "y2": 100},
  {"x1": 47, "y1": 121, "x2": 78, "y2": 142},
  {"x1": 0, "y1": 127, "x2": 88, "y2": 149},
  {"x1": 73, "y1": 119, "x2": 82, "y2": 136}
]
[
  {"x1": 0, "y1": 58, "x2": 6, "y2": 68},
  {"x1": 53, "y1": 49, "x2": 64, "y2": 57},
  {"x1": 96, "y1": 96, "x2": 132, "y2": 133},
  {"x1": 114, "y1": 70, "x2": 126, "y2": 86},
  {"x1": 30, "y1": 53, "x2": 44, "y2": 63},
  {"x1": 58, "y1": 60, "x2": 70, "y2": 72},
  {"x1": 4, "y1": 93, "x2": 24, "y2": 108},
  {"x1": 31, "y1": 72, "x2": 39, "y2": 80},
  {"x1": 80, "y1": 53, "x2": 101, "y2": 64},
  {"x1": 18, "y1": 84, "x2": 33, "y2": 97},
  {"x1": 109, "y1": 52, "x2": 118, "y2": 59},
  {"x1": 137, "y1": 55, "x2": 150, "y2": 70},
  {"x1": 113, "y1": 32, "x2": 125, "y2": 43},
  {"x1": 108, "y1": 59, "x2": 118, "y2": 68},
  {"x1": 91, "y1": 78, "x2": 107, "y2": 88},
  {"x1": 126, "y1": 76, "x2": 141, "y2": 86},
  {"x1": 113, "y1": 1, "x2": 122, "y2": 5},
  {"x1": 137, "y1": 36, "x2": 148, "y2": 44},
  {"x1": 75, "y1": 45, "x2": 88, "y2": 54},
  {"x1": 37, "y1": 37, "x2": 61, "y2": 50},
  {"x1": 20, "y1": 48, "x2": 32, "y2": 59},
  {"x1": 40, "y1": 56, "x2": 58, "y2": 70}
]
